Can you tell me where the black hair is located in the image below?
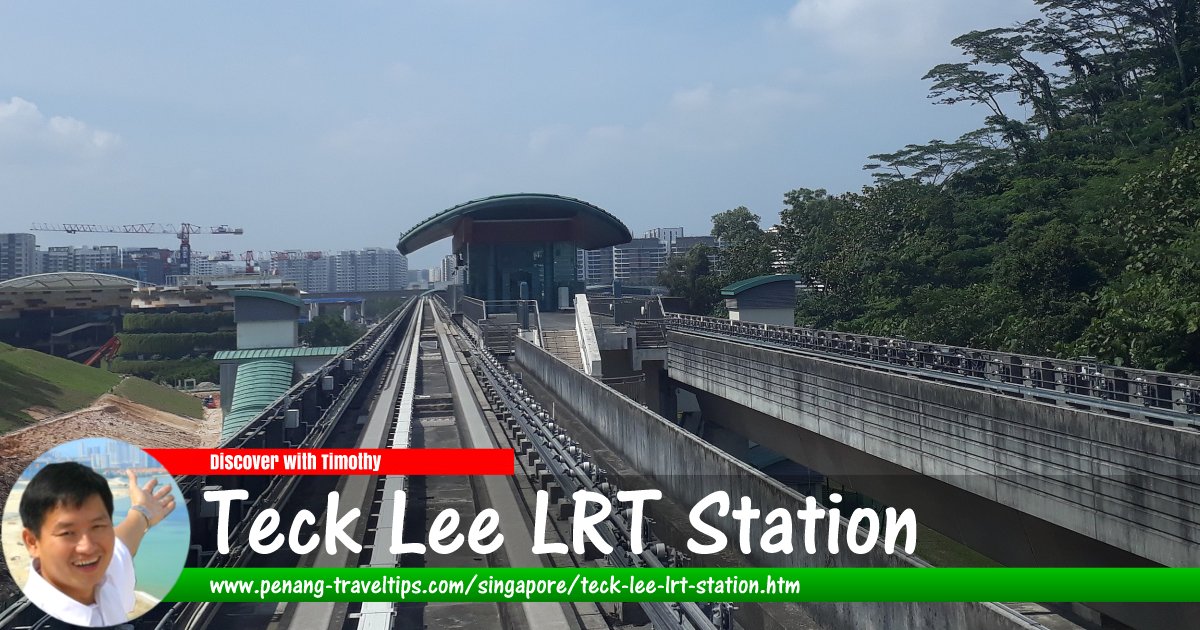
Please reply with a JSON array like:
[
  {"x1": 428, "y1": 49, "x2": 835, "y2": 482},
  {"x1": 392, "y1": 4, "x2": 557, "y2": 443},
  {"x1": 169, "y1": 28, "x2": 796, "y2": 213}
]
[{"x1": 19, "y1": 461, "x2": 114, "y2": 536}]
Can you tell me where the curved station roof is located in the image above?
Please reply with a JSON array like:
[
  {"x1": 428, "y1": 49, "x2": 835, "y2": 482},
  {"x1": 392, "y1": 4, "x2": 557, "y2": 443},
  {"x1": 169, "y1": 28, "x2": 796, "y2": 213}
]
[
  {"x1": 721, "y1": 274, "x2": 805, "y2": 297},
  {"x1": 0, "y1": 272, "x2": 144, "y2": 290},
  {"x1": 397, "y1": 193, "x2": 632, "y2": 255}
]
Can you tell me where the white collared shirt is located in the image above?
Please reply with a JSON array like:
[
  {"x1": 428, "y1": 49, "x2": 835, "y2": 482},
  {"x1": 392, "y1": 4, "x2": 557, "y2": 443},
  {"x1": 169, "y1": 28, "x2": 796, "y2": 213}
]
[{"x1": 24, "y1": 537, "x2": 136, "y2": 627}]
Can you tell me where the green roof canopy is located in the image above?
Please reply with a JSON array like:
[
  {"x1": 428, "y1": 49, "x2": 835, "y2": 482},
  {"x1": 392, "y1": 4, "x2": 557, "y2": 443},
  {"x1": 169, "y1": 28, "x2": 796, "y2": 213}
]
[
  {"x1": 397, "y1": 193, "x2": 632, "y2": 255},
  {"x1": 214, "y1": 347, "x2": 346, "y2": 361},
  {"x1": 221, "y1": 359, "x2": 293, "y2": 444},
  {"x1": 721, "y1": 274, "x2": 805, "y2": 297}
]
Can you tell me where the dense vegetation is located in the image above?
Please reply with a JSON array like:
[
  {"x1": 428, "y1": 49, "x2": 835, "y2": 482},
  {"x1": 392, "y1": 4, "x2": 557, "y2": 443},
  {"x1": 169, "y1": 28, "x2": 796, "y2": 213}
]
[
  {"x1": 300, "y1": 315, "x2": 366, "y2": 347},
  {"x1": 109, "y1": 358, "x2": 220, "y2": 385},
  {"x1": 116, "y1": 332, "x2": 237, "y2": 358},
  {"x1": 116, "y1": 311, "x2": 235, "y2": 383},
  {"x1": 662, "y1": 1, "x2": 1200, "y2": 373},
  {"x1": 123, "y1": 311, "x2": 234, "y2": 333}
]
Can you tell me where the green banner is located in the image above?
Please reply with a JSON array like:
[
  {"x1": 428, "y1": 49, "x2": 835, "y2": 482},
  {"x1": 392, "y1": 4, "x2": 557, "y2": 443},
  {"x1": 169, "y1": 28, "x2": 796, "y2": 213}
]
[{"x1": 164, "y1": 567, "x2": 1200, "y2": 602}]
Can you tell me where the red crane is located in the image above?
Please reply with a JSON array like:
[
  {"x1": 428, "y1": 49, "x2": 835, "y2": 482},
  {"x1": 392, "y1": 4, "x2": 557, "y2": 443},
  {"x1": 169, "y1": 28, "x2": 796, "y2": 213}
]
[
  {"x1": 31, "y1": 222, "x2": 244, "y2": 276},
  {"x1": 84, "y1": 336, "x2": 121, "y2": 367}
]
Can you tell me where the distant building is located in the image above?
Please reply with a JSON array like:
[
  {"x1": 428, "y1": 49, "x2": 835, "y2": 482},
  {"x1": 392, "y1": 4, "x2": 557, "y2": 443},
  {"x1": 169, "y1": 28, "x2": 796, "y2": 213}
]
[
  {"x1": 39, "y1": 245, "x2": 122, "y2": 275},
  {"x1": 333, "y1": 247, "x2": 407, "y2": 291},
  {"x1": 441, "y1": 254, "x2": 459, "y2": 285},
  {"x1": 765, "y1": 226, "x2": 790, "y2": 273},
  {"x1": 613, "y1": 237, "x2": 667, "y2": 286},
  {"x1": 577, "y1": 246, "x2": 614, "y2": 286},
  {"x1": 579, "y1": 230, "x2": 713, "y2": 288},
  {"x1": 0, "y1": 233, "x2": 37, "y2": 281},
  {"x1": 122, "y1": 247, "x2": 173, "y2": 284},
  {"x1": 273, "y1": 251, "x2": 333, "y2": 292},
  {"x1": 643, "y1": 227, "x2": 683, "y2": 250},
  {"x1": 670, "y1": 235, "x2": 717, "y2": 258},
  {"x1": 271, "y1": 248, "x2": 405, "y2": 292}
]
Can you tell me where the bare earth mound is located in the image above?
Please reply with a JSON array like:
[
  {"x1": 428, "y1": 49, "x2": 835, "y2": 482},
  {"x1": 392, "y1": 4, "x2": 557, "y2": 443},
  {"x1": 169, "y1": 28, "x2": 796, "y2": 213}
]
[{"x1": 0, "y1": 393, "x2": 221, "y2": 607}]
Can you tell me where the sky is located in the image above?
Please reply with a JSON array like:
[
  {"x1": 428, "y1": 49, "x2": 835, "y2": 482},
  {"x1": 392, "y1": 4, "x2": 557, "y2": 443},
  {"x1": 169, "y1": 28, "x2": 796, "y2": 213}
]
[{"x1": 0, "y1": 1, "x2": 1043, "y2": 270}]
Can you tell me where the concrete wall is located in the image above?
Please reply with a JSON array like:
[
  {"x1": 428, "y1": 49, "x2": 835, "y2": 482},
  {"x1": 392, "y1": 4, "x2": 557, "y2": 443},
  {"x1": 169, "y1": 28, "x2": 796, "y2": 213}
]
[
  {"x1": 666, "y1": 331, "x2": 1200, "y2": 571},
  {"x1": 729, "y1": 307, "x2": 794, "y2": 326},
  {"x1": 236, "y1": 320, "x2": 298, "y2": 349},
  {"x1": 514, "y1": 336, "x2": 1038, "y2": 630}
]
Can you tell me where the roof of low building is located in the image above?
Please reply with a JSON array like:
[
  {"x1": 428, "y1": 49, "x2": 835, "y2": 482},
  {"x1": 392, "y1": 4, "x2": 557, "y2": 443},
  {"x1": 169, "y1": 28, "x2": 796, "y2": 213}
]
[
  {"x1": 0, "y1": 272, "x2": 144, "y2": 290},
  {"x1": 720, "y1": 274, "x2": 805, "y2": 297},
  {"x1": 397, "y1": 192, "x2": 632, "y2": 254},
  {"x1": 230, "y1": 289, "x2": 304, "y2": 308}
]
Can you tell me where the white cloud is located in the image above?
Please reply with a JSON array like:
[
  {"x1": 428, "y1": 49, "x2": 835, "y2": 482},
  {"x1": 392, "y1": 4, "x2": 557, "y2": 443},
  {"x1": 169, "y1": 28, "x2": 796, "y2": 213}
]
[
  {"x1": 670, "y1": 84, "x2": 714, "y2": 111},
  {"x1": 0, "y1": 97, "x2": 121, "y2": 161},
  {"x1": 785, "y1": 0, "x2": 956, "y2": 62},
  {"x1": 319, "y1": 116, "x2": 429, "y2": 156},
  {"x1": 385, "y1": 61, "x2": 415, "y2": 83},
  {"x1": 527, "y1": 123, "x2": 570, "y2": 153},
  {"x1": 525, "y1": 82, "x2": 816, "y2": 163}
]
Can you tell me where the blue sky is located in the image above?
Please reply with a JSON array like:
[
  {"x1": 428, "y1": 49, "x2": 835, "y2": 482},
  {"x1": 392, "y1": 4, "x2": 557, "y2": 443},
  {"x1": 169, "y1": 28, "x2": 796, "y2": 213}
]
[{"x1": 1, "y1": 1, "x2": 1041, "y2": 269}]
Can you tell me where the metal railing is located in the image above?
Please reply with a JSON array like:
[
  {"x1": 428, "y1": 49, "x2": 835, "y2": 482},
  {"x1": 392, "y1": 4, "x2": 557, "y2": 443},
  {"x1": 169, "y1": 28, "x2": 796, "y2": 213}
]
[{"x1": 665, "y1": 313, "x2": 1200, "y2": 425}]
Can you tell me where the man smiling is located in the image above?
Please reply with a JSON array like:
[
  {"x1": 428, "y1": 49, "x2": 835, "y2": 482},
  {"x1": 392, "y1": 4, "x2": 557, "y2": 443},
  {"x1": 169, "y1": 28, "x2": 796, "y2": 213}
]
[{"x1": 18, "y1": 462, "x2": 176, "y2": 627}]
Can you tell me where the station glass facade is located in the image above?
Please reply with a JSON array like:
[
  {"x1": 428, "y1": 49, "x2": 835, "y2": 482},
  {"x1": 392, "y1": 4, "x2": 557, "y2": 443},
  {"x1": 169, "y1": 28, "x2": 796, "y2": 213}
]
[{"x1": 464, "y1": 241, "x2": 581, "y2": 311}]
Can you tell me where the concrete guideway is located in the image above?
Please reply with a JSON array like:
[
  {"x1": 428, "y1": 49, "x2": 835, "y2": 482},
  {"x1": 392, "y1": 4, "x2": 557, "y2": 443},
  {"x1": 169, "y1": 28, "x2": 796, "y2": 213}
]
[
  {"x1": 433, "y1": 300, "x2": 577, "y2": 630},
  {"x1": 664, "y1": 329, "x2": 1200, "y2": 570},
  {"x1": 512, "y1": 333, "x2": 1065, "y2": 630},
  {"x1": 662, "y1": 328, "x2": 1199, "y2": 630}
]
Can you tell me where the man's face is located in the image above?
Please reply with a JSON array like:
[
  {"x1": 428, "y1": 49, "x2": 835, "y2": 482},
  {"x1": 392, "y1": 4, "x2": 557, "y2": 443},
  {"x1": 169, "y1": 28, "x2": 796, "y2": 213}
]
[{"x1": 21, "y1": 494, "x2": 115, "y2": 604}]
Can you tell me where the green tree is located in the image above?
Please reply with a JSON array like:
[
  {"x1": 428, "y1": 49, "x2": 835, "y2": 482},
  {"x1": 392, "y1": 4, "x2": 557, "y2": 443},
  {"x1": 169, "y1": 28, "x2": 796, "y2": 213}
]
[
  {"x1": 657, "y1": 244, "x2": 721, "y2": 315},
  {"x1": 301, "y1": 316, "x2": 366, "y2": 347},
  {"x1": 1075, "y1": 139, "x2": 1200, "y2": 369},
  {"x1": 710, "y1": 206, "x2": 774, "y2": 285}
]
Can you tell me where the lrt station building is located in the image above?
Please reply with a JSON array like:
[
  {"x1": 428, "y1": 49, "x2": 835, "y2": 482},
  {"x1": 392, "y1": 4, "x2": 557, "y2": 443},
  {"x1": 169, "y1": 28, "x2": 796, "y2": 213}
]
[{"x1": 397, "y1": 193, "x2": 632, "y2": 312}]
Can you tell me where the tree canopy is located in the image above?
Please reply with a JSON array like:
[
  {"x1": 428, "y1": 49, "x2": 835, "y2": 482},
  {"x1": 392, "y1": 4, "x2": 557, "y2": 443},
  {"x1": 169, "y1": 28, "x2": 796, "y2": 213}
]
[{"x1": 665, "y1": 0, "x2": 1200, "y2": 372}]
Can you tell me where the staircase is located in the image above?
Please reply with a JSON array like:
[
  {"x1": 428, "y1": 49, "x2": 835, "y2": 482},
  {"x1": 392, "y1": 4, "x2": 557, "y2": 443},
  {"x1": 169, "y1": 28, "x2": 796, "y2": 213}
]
[
  {"x1": 634, "y1": 319, "x2": 667, "y2": 348},
  {"x1": 541, "y1": 329, "x2": 584, "y2": 371}
]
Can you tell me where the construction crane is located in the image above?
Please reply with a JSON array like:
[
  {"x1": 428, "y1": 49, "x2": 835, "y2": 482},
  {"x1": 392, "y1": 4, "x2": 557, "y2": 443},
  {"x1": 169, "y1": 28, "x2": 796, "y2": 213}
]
[
  {"x1": 241, "y1": 250, "x2": 257, "y2": 274},
  {"x1": 84, "y1": 336, "x2": 121, "y2": 368},
  {"x1": 31, "y1": 222, "x2": 244, "y2": 275}
]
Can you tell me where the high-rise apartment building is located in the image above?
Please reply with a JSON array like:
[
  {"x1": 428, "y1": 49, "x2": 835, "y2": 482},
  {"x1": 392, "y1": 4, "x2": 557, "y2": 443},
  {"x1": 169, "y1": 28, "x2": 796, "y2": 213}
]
[
  {"x1": 643, "y1": 227, "x2": 683, "y2": 251},
  {"x1": 38, "y1": 245, "x2": 122, "y2": 275},
  {"x1": 333, "y1": 248, "x2": 408, "y2": 292},
  {"x1": 670, "y1": 235, "x2": 717, "y2": 258},
  {"x1": 0, "y1": 233, "x2": 37, "y2": 281},
  {"x1": 577, "y1": 246, "x2": 615, "y2": 286},
  {"x1": 613, "y1": 237, "x2": 667, "y2": 286},
  {"x1": 441, "y1": 254, "x2": 459, "y2": 285},
  {"x1": 271, "y1": 249, "x2": 405, "y2": 292}
]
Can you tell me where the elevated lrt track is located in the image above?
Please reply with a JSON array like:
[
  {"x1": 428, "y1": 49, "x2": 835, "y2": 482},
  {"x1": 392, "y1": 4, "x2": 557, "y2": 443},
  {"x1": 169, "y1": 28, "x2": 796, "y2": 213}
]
[
  {"x1": 664, "y1": 312, "x2": 1200, "y2": 430},
  {"x1": 0, "y1": 296, "x2": 420, "y2": 630},
  {"x1": 1, "y1": 296, "x2": 731, "y2": 630}
]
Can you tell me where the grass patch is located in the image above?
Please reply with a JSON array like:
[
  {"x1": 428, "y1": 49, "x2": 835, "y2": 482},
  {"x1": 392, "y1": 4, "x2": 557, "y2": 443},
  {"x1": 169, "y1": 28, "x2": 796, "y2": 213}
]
[
  {"x1": 112, "y1": 378, "x2": 203, "y2": 419},
  {"x1": 0, "y1": 343, "x2": 121, "y2": 433},
  {"x1": 914, "y1": 523, "x2": 1002, "y2": 567}
]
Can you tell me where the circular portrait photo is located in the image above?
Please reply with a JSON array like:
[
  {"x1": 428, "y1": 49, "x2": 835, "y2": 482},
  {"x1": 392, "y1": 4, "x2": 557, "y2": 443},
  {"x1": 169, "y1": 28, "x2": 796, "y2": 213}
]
[{"x1": 2, "y1": 437, "x2": 188, "y2": 627}]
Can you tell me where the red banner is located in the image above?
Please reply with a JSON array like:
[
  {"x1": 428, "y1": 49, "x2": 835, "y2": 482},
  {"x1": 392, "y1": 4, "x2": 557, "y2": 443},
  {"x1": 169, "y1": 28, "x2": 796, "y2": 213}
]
[{"x1": 144, "y1": 448, "x2": 514, "y2": 476}]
